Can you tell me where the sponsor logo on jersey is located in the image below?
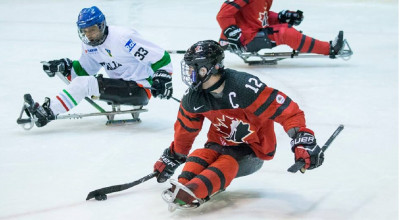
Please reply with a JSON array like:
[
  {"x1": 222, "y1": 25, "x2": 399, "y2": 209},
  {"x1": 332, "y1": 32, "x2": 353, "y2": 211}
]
[
  {"x1": 85, "y1": 48, "x2": 98, "y2": 54},
  {"x1": 125, "y1": 39, "x2": 137, "y2": 52},
  {"x1": 193, "y1": 105, "x2": 204, "y2": 111},
  {"x1": 105, "y1": 49, "x2": 112, "y2": 57},
  {"x1": 99, "y1": 61, "x2": 122, "y2": 70},
  {"x1": 276, "y1": 94, "x2": 285, "y2": 104},
  {"x1": 213, "y1": 115, "x2": 253, "y2": 144}
]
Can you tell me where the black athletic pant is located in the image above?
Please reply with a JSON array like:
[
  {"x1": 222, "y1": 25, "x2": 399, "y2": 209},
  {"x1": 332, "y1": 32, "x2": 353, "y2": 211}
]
[
  {"x1": 96, "y1": 75, "x2": 149, "y2": 106},
  {"x1": 245, "y1": 28, "x2": 277, "y2": 53}
]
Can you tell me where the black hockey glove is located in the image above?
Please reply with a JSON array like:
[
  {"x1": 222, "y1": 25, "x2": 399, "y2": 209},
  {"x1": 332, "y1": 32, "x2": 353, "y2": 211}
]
[
  {"x1": 278, "y1": 10, "x2": 304, "y2": 26},
  {"x1": 42, "y1": 58, "x2": 73, "y2": 78},
  {"x1": 291, "y1": 127, "x2": 324, "y2": 173},
  {"x1": 151, "y1": 70, "x2": 173, "y2": 99},
  {"x1": 154, "y1": 148, "x2": 186, "y2": 183},
  {"x1": 223, "y1": 25, "x2": 244, "y2": 53}
]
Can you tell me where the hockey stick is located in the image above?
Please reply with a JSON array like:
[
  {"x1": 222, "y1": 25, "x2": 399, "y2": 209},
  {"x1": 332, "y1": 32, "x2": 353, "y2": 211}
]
[
  {"x1": 145, "y1": 87, "x2": 181, "y2": 103},
  {"x1": 287, "y1": 124, "x2": 344, "y2": 173},
  {"x1": 86, "y1": 171, "x2": 158, "y2": 201},
  {"x1": 170, "y1": 96, "x2": 181, "y2": 103},
  {"x1": 41, "y1": 61, "x2": 106, "y2": 113},
  {"x1": 166, "y1": 50, "x2": 186, "y2": 54},
  {"x1": 55, "y1": 72, "x2": 106, "y2": 113}
]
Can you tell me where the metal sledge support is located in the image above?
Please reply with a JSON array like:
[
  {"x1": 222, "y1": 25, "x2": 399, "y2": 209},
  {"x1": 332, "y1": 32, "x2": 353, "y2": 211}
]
[
  {"x1": 16, "y1": 104, "x2": 148, "y2": 130},
  {"x1": 235, "y1": 50, "x2": 331, "y2": 66},
  {"x1": 104, "y1": 105, "x2": 145, "y2": 125},
  {"x1": 54, "y1": 107, "x2": 147, "y2": 123},
  {"x1": 161, "y1": 179, "x2": 225, "y2": 212},
  {"x1": 16, "y1": 101, "x2": 37, "y2": 130},
  {"x1": 233, "y1": 38, "x2": 354, "y2": 65},
  {"x1": 338, "y1": 39, "x2": 353, "y2": 61},
  {"x1": 161, "y1": 179, "x2": 204, "y2": 212}
]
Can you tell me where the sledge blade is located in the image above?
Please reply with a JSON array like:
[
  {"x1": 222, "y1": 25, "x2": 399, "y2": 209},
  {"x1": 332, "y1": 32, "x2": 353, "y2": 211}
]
[{"x1": 106, "y1": 118, "x2": 141, "y2": 126}]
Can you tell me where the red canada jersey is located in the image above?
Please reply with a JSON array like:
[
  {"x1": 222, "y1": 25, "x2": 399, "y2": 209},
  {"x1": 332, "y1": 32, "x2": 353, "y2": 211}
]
[
  {"x1": 171, "y1": 69, "x2": 306, "y2": 160},
  {"x1": 217, "y1": 0, "x2": 280, "y2": 45}
]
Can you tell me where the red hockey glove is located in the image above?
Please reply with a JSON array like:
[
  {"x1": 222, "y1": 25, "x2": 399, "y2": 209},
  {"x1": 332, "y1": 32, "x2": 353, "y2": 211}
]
[
  {"x1": 223, "y1": 25, "x2": 244, "y2": 53},
  {"x1": 42, "y1": 58, "x2": 73, "y2": 78},
  {"x1": 154, "y1": 148, "x2": 186, "y2": 183},
  {"x1": 278, "y1": 10, "x2": 304, "y2": 26},
  {"x1": 291, "y1": 127, "x2": 324, "y2": 172}
]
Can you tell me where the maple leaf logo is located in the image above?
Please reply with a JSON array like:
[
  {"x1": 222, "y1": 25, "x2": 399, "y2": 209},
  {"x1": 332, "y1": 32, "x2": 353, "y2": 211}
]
[
  {"x1": 213, "y1": 115, "x2": 253, "y2": 144},
  {"x1": 258, "y1": 11, "x2": 268, "y2": 28}
]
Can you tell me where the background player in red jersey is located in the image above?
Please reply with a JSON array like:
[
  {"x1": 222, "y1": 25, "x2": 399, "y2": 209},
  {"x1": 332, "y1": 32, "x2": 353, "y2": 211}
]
[
  {"x1": 216, "y1": 0, "x2": 346, "y2": 58},
  {"x1": 153, "y1": 40, "x2": 324, "y2": 211}
]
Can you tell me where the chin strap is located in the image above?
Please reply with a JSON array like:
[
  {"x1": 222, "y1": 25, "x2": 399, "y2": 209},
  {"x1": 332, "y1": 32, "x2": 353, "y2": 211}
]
[{"x1": 203, "y1": 73, "x2": 226, "y2": 93}]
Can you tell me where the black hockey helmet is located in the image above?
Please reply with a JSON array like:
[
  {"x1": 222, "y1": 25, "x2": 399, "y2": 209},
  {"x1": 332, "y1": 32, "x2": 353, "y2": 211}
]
[{"x1": 181, "y1": 40, "x2": 225, "y2": 90}]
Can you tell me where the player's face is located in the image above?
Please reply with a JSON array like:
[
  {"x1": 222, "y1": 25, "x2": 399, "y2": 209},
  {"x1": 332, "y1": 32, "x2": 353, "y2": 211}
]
[
  {"x1": 198, "y1": 67, "x2": 208, "y2": 78},
  {"x1": 81, "y1": 25, "x2": 102, "y2": 42}
]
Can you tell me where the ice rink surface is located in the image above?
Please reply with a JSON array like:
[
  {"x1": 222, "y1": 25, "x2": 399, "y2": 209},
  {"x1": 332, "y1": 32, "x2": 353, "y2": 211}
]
[{"x1": 0, "y1": 0, "x2": 398, "y2": 219}]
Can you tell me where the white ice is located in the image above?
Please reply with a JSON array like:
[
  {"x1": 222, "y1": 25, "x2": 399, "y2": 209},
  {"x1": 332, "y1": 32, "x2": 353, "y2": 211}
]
[{"x1": 0, "y1": 0, "x2": 398, "y2": 219}]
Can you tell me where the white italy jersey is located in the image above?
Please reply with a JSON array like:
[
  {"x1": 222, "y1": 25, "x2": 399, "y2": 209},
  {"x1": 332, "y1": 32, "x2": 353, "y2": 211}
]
[{"x1": 71, "y1": 26, "x2": 173, "y2": 88}]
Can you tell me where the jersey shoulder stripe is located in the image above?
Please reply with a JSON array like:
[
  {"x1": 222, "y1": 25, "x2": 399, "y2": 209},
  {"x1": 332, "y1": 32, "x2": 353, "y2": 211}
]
[
  {"x1": 254, "y1": 89, "x2": 278, "y2": 116},
  {"x1": 179, "y1": 107, "x2": 202, "y2": 122},
  {"x1": 269, "y1": 97, "x2": 292, "y2": 120}
]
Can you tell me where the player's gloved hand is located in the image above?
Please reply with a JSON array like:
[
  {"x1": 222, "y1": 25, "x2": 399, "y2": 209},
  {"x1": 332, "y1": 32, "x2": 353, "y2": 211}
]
[
  {"x1": 278, "y1": 10, "x2": 304, "y2": 26},
  {"x1": 223, "y1": 25, "x2": 244, "y2": 53},
  {"x1": 42, "y1": 58, "x2": 73, "y2": 78},
  {"x1": 290, "y1": 127, "x2": 324, "y2": 173},
  {"x1": 151, "y1": 70, "x2": 173, "y2": 99},
  {"x1": 154, "y1": 148, "x2": 186, "y2": 183}
]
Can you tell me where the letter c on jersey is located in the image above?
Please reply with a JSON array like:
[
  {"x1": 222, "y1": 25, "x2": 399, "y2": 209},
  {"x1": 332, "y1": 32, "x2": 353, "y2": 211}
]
[{"x1": 229, "y1": 92, "x2": 239, "y2": 108}]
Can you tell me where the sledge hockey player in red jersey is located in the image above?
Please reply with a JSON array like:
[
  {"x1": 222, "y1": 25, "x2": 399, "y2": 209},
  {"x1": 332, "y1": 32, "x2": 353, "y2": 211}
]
[
  {"x1": 153, "y1": 40, "x2": 324, "y2": 211},
  {"x1": 22, "y1": 6, "x2": 173, "y2": 128},
  {"x1": 216, "y1": 0, "x2": 350, "y2": 60}
]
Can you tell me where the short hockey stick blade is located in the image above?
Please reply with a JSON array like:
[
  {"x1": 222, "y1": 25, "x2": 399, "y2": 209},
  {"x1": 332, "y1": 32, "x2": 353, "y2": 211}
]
[
  {"x1": 287, "y1": 124, "x2": 344, "y2": 173},
  {"x1": 86, "y1": 172, "x2": 157, "y2": 201}
]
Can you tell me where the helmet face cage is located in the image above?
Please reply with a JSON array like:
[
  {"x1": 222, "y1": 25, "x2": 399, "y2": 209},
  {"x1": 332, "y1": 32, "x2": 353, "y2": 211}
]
[
  {"x1": 77, "y1": 21, "x2": 107, "y2": 46},
  {"x1": 180, "y1": 40, "x2": 225, "y2": 90},
  {"x1": 181, "y1": 60, "x2": 215, "y2": 90},
  {"x1": 77, "y1": 6, "x2": 108, "y2": 46},
  {"x1": 181, "y1": 60, "x2": 195, "y2": 88}
]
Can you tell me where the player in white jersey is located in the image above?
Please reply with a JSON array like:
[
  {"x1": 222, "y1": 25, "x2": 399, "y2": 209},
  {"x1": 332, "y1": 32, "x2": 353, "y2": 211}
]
[{"x1": 24, "y1": 6, "x2": 174, "y2": 127}]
